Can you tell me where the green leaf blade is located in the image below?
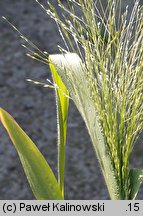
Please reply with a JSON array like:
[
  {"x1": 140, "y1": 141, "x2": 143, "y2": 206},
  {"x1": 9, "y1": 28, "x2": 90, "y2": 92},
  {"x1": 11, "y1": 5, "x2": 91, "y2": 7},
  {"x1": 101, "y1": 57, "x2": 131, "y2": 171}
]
[
  {"x1": 49, "y1": 60, "x2": 69, "y2": 198},
  {"x1": 0, "y1": 107, "x2": 63, "y2": 200},
  {"x1": 49, "y1": 53, "x2": 122, "y2": 200},
  {"x1": 129, "y1": 168, "x2": 143, "y2": 200}
]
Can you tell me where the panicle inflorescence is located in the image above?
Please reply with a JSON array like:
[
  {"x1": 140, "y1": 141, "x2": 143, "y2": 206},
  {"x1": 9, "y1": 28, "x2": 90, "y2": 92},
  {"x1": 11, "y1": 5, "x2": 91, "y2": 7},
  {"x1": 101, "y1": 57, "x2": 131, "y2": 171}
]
[{"x1": 37, "y1": 0, "x2": 143, "y2": 196}]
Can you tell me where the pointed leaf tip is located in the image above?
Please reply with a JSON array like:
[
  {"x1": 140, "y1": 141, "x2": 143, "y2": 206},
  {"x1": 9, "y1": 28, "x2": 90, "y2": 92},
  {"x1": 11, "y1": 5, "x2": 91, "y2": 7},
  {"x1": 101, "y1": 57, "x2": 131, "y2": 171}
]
[{"x1": 0, "y1": 108, "x2": 63, "y2": 200}]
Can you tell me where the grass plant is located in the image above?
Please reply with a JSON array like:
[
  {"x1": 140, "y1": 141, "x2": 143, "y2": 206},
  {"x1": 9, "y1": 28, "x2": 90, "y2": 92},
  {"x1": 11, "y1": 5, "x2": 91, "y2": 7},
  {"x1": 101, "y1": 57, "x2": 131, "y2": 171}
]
[{"x1": 1, "y1": 0, "x2": 143, "y2": 199}]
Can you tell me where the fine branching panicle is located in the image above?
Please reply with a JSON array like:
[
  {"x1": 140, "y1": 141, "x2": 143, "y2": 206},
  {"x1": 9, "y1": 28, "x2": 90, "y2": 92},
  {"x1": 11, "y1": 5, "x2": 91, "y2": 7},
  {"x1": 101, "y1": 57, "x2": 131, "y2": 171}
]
[{"x1": 34, "y1": 0, "x2": 143, "y2": 199}]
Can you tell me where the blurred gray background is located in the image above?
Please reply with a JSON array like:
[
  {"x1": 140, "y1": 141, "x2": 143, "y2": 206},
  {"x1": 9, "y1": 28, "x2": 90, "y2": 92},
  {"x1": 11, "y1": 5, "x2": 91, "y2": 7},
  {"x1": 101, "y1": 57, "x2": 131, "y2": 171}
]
[{"x1": 0, "y1": 0, "x2": 143, "y2": 200}]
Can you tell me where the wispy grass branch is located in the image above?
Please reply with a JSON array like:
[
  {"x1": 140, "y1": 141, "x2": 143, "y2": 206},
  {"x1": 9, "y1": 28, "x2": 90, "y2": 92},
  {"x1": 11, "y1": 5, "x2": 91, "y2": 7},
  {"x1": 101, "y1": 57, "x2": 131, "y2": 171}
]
[{"x1": 38, "y1": 0, "x2": 143, "y2": 199}]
